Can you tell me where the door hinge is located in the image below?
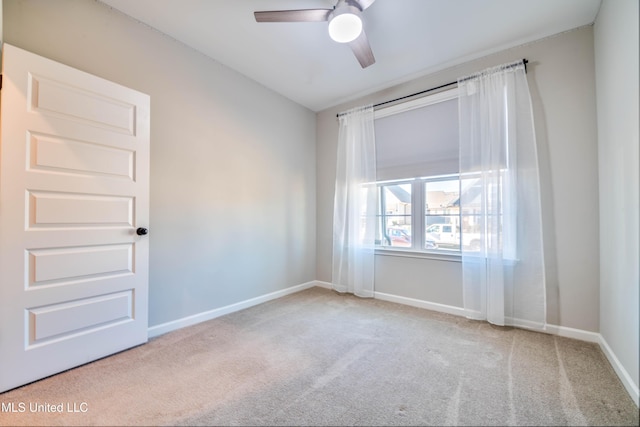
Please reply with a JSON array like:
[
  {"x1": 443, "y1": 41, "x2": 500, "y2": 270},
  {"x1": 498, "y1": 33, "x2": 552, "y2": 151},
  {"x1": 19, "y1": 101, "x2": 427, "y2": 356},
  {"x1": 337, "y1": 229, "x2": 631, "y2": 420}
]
[{"x1": 0, "y1": 74, "x2": 3, "y2": 90}]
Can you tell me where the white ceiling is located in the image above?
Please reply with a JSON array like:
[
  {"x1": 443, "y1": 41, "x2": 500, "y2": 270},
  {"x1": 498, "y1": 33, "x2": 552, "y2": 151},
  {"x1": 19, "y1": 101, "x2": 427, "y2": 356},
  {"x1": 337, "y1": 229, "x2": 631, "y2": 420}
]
[{"x1": 98, "y1": 0, "x2": 602, "y2": 112}]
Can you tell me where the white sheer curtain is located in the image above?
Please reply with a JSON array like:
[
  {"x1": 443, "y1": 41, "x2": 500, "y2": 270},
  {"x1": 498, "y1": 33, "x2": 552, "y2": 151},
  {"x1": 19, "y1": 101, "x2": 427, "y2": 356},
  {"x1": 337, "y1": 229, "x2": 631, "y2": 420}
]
[
  {"x1": 332, "y1": 105, "x2": 377, "y2": 298},
  {"x1": 458, "y1": 61, "x2": 547, "y2": 329}
]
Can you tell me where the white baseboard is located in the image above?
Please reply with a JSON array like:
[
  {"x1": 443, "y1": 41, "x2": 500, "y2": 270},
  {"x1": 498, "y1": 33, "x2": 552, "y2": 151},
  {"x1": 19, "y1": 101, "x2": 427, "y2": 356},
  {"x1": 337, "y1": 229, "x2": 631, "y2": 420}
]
[
  {"x1": 147, "y1": 281, "x2": 317, "y2": 338},
  {"x1": 374, "y1": 291, "x2": 468, "y2": 317},
  {"x1": 148, "y1": 280, "x2": 638, "y2": 407},
  {"x1": 314, "y1": 281, "x2": 465, "y2": 318},
  {"x1": 544, "y1": 324, "x2": 638, "y2": 406},
  {"x1": 314, "y1": 280, "x2": 332, "y2": 289},
  {"x1": 598, "y1": 335, "x2": 639, "y2": 407},
  {"x1": 543, "y1": 323, "x2": 601, "y2": 343},
  {"x1": 313, "y1": 282, "x2": 467, "y2": 318}
]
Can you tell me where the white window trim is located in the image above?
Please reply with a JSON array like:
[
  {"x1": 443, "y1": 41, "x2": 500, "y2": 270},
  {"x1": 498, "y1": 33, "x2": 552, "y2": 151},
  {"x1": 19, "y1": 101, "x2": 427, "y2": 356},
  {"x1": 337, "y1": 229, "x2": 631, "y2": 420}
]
[
  {"x1": 375, "y1": 247, "x2": 462, "y2": 263},
  {"x1": 374, "y1": 87, "x2": 459, "y2": 119}
]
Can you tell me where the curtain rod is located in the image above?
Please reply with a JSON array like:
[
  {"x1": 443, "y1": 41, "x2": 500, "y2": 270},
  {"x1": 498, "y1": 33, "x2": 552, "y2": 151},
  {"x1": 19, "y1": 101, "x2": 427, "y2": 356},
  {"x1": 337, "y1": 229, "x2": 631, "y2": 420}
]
[{"x1": 336, "y1": 58, "x2": 528, "y2": 118}]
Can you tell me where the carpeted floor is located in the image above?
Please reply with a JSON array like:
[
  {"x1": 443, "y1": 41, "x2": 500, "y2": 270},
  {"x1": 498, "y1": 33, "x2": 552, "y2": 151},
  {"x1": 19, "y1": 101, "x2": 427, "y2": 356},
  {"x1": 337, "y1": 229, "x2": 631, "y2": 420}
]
[{"x1": 0, "y1": 286, "x2": 637, "y2": 426}]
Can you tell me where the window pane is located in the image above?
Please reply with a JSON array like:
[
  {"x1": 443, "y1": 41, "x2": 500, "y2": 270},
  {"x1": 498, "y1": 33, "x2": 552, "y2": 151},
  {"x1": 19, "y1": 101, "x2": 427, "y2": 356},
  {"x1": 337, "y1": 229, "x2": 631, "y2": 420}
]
[
  {"x1": 377, "y1": 183, "x2": 412, "y2": 247},
  {"x1": 460, "y1": 177, "x2": 482, "y2": 252},
  {"x1": 425, "y1": 178, "x2": 460, "y2": 251}
]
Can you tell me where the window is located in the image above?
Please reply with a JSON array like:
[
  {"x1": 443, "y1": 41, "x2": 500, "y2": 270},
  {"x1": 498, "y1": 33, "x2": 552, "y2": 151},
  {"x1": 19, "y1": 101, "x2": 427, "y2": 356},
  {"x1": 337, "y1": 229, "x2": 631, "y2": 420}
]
[
  {"x1": 376, "y1": 175, "x2": 463, "y2": 253},
  {"x1": 373, "y1": 88, "x2": 468, "y2": 255}
]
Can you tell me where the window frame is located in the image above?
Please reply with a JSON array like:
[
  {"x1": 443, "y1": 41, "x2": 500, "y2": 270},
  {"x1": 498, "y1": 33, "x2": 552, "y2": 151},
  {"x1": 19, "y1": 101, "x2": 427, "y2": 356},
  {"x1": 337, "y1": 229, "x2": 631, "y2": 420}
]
[
  {"x1": 373, "y1": 88, "x2": 462, "y2": 261},
  {"x1": 375, "y1": 175, "x2": 463, "y2": 260}
]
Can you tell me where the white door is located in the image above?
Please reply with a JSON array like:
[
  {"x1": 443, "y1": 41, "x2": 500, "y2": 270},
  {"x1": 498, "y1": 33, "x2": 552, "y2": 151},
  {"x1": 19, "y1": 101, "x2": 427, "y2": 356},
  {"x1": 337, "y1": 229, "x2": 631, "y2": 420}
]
[{"x1": 0, "y1": 43, "x2": 150, "y2": 392}]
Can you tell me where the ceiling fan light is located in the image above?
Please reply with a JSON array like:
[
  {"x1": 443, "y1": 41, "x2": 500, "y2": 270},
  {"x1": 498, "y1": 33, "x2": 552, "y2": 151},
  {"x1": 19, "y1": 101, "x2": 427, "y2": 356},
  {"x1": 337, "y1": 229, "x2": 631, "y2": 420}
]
[{"x1": 328, "y1": 6, "x2": 363, "y2": 43}]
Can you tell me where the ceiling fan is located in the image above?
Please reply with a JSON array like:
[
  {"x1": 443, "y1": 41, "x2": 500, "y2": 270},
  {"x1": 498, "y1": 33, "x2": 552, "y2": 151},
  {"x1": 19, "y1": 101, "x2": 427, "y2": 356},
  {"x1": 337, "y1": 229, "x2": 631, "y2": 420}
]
[{"x1": 254, "y1": 0, "x2": 376, "y2": 68}]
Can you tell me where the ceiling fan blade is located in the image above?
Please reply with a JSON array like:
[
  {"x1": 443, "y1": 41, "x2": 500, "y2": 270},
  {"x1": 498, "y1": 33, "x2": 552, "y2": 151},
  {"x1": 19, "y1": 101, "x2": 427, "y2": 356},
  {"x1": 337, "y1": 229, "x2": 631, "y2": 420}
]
[
  {"x1": 254, "y1": 9, "x2": 331, "y2": 23},
  {"x1": 348, "y1": 30, "x2": 375, "y2": 68},
  {"x1": 353, "y1": 0, "x2": 376, "y2": 11}
]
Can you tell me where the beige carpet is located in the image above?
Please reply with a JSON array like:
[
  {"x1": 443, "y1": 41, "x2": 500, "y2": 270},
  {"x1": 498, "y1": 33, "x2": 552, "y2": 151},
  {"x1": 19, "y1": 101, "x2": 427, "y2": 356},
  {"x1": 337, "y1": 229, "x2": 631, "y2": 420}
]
[{"x1": 0, "y1": 286, "x2": 637, "y2": 426}]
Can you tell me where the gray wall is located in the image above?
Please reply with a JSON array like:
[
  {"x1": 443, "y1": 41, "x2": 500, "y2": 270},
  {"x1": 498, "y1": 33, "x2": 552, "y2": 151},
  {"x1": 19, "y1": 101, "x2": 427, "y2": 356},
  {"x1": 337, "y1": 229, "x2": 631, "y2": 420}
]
[
  {"x1": 317, "y1": 26, "x2": 600, "y2": 332},
  {"x1": 594, "y1": 0, "x2": 639, "y2": 395},
  {"x1": 2, "y1": 0, "x2": 317, "y2": 327}
]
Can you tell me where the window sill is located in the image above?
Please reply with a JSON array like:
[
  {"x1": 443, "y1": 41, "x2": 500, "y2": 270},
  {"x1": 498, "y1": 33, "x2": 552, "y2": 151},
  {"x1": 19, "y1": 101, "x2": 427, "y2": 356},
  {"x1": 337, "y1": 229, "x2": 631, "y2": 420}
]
[{"x1": 374, "y1": 247, "x2": 462, "y2": 263}]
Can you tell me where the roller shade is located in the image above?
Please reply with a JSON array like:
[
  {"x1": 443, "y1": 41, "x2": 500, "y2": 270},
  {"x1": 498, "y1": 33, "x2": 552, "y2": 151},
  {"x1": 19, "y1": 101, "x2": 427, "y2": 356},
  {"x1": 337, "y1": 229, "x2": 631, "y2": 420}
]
[{"x1": 374, "y1": 96, "x2": 459, "y2": 181}]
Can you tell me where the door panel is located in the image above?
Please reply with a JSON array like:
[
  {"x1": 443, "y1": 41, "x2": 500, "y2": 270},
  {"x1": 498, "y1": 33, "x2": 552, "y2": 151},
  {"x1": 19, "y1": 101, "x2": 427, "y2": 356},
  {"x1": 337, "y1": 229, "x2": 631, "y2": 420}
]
[
  {"x1": 29, "y1": 244, "x2": 133, "y2": 284},
  {"x1": 29, "y1": 132, "x2": 135, "y2": 179},
  {"x1": 28, "y1": 290, "x2": 134, "y2": 344},
  {"x1": 29, "y1": 191, "x2": 134, "y2": 226},
  {"x1": 0, "y1": 43, "x2": 150, "y2": 392},
  {"x1": 30, "y1": 73, "x2": 136, "y2": 134}
]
